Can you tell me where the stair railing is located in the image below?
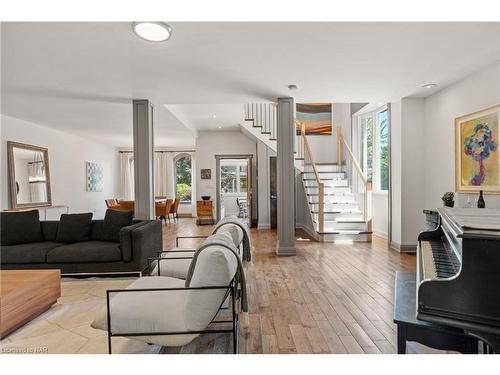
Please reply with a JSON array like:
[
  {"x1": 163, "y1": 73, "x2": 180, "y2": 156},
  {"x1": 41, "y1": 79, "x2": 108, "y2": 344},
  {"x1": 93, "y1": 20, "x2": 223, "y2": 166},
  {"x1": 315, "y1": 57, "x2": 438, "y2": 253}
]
[
  {"x1": 337, "y1": 127, "x2": 369, "y2": 224},
  {"x1": 302, "y1": 123, "x2": 324, "y2": 233}
]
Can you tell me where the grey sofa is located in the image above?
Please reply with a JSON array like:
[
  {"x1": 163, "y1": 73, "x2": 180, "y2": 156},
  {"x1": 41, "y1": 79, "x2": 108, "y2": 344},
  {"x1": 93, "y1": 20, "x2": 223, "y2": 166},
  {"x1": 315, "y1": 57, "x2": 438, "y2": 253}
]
[{"x1": 0, "y1": 210, "x2": 162, "y2": 275}]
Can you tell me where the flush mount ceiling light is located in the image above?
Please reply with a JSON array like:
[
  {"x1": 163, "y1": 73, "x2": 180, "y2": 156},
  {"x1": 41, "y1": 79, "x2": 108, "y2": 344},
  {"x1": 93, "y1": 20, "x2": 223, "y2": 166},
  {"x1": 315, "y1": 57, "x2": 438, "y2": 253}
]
[
  {"x1": 132, "y1": 22, "x2": 172, "y2": 42},
  {"x1": 422, "y1": 83, "x2": 437, "y2": 89}
]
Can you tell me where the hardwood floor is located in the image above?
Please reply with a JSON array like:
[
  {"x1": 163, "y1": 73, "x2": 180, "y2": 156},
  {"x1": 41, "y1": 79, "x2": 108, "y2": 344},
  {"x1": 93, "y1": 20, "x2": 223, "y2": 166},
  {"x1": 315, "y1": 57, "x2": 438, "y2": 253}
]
[
  {"x1": 1, "y1": 218, "x2": 418, "y2": 354},
  {"x1": 162, "y1": 218, "x2": 416, "y2": 354}
]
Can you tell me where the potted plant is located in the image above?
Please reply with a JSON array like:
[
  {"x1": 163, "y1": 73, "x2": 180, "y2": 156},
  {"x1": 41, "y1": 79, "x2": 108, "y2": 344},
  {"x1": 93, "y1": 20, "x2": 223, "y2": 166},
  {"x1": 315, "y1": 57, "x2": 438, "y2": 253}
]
[{"x1": 441, "y1": 192, "x2": 455, "y2": 207}]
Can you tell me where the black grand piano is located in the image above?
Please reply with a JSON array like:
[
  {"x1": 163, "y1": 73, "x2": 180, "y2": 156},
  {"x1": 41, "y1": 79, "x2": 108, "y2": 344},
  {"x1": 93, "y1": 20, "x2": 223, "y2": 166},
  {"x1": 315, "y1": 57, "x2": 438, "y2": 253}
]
[{"x1": 416, "y1": 207, "x2": 500, "y2": 352}]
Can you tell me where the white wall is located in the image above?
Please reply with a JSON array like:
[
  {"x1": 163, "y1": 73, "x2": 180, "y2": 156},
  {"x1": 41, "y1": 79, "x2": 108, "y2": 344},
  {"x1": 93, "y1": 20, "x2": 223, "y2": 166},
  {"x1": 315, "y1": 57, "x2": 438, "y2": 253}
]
[
  {"x1": 390, "y1": 61, "x2": 500, "y2": 249},
  {"x1": 195, "y1": 131, "x2": 257, "y2": 221},
  {"x1": 424, "y1": 61, "x2": 500, "y2": 209},
  {"x1": 372, "y1": 193, "x2": 388, "y2": 237},
  {"x1": 1, "y1": 115, "x2": 119, "y2": 219},
  {"x1": 256, "y1": 140, "x2": 276, "y2": 228},
  {"x1": 390, "y1": 101, "x2": 402, "y2": 246}
]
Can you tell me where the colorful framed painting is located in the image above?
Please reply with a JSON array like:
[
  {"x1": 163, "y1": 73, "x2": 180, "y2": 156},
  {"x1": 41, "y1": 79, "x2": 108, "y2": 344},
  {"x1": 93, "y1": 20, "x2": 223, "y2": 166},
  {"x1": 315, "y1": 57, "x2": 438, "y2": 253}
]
[
  {"x1": 455, "y1": 104, "x2": 500, "y2": 194},
  {"x1": 296, "y1": 103, "x2": 332, "y2": 135},
  {"x1": 86, "y1": 161, "x2": 103, "y2": 192}
]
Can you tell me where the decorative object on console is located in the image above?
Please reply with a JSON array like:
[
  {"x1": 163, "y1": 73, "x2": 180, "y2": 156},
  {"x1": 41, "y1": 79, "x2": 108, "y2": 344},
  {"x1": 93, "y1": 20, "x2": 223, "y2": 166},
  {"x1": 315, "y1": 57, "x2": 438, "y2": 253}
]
[
  {"x1": 201, "y1": 168, "x2": 211, "y2": 180},
  {"x1": 441, "y1": 191, "x2": 455, "y2": 207},
  {"x1": 295, "y1": 103, "x2": 332, "y2": 135},
  {"x1": 477, "y1": 190, "x2": 486, "y2": 208},
  {"x1": 86, "y1": 161, "x2": 103, "y2": 192},
  {"x1": 455, "y1": 104, "x2": 499, "y2": 193}
]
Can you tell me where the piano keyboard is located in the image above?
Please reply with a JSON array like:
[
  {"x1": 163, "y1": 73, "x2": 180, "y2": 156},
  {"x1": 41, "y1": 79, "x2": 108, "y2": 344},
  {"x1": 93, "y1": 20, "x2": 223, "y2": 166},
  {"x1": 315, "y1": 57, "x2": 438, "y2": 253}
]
[{"x1": 420, "y1": 240, "x2": 460, "y2": 280}]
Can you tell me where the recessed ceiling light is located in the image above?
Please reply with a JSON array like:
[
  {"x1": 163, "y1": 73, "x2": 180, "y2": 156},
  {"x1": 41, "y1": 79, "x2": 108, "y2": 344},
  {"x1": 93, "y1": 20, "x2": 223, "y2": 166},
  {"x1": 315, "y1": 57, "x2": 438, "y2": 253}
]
[
  {"x1": 132, "y1": 22, "x2": 172, "y2": 42},
  {"x1": 288, "y1": 84, "x2": 298, "y2": 90},
  {"x1": 218, "y1": 126, "x2": 222, "y2": 129},
  {"x1": 422, "y1": 83, "x2": 437, "y2": 89},
  {"x1": 211, "y1": 114, "x2": 217, "y2": 119}
]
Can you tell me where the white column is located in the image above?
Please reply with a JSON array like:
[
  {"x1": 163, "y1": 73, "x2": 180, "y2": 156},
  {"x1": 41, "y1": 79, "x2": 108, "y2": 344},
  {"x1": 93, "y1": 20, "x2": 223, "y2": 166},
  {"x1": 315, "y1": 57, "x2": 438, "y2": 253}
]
[
  {"x1": 133, "y1": 99, "x2": 155, "y2": 220},
  {"x1": 276, "y1": 97, "x2": 296, "y2": 255}
]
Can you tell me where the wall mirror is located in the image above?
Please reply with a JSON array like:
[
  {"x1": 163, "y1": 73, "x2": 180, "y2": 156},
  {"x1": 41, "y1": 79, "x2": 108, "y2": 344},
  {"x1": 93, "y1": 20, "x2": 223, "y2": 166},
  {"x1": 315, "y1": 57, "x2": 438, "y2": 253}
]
[{"x1": 7, "y1": 141, "x2": 52, "y2": 209}]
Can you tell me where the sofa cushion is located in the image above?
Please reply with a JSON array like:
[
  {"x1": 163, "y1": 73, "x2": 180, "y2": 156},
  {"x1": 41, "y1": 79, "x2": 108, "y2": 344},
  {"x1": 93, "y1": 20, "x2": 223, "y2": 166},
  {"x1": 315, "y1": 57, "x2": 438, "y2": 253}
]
[
  {"x1": 0, "y1": 242, "x2": 63, "y2": 264},
  {"x1": 1, "y1": 210, "x2": 43, "y2": 246},
  {"x1": 56, "y1": 213, "x2": 93, "y2": 243},
  {"x1": 101, "y1": 209, "x2": 134, "y2": 243},
  {"x1": 47, "y1": 241, "x2": 122, "y2": 263}
]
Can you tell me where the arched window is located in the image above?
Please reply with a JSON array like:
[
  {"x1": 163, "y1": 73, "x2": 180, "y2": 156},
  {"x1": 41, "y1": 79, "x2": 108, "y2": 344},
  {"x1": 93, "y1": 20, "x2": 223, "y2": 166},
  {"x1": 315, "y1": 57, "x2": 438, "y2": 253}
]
[{"x1": 174, "y1": 154, "x2": 192, "y2": 203}]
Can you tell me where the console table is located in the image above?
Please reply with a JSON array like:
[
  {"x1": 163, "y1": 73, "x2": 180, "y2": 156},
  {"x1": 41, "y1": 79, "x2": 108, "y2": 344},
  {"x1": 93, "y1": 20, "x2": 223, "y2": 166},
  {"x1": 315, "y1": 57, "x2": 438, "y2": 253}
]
[{"x1": 196, "y1": 200, "x2": 214, "y2": 225}]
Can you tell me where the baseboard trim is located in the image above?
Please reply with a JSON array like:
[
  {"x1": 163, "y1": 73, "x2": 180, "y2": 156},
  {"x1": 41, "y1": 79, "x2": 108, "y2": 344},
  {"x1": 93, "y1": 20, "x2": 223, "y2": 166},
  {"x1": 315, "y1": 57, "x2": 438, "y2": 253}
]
[
  {"x1": 257, "y1": 223, "x2": 271, "y2": 229},
  {"x1": 276, "y1": 245, "x2": 296, "y2": 256},
  {"x1": 390, "y1": 241, "x2": 417, "y2": 253},
  {"x1": 177, "y1": 213, "x2": 193, "y2": 218}
]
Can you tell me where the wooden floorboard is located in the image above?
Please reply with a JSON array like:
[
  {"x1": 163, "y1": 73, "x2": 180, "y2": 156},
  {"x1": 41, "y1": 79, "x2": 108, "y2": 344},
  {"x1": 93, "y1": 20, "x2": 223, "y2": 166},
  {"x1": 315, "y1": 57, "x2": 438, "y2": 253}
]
[{"x1": 160, "y1": 218, "x2": 416, "y2": 354}]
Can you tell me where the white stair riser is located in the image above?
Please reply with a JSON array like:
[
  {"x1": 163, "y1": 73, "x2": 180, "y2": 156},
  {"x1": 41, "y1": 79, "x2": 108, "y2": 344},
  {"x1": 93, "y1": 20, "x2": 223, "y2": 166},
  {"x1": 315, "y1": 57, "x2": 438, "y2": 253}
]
[
  {"x1": 315, "y1": 164, "x2": 342, "y2": 172},
  {"x1": 309, "y1": 202, "x2": 359, "y2": 210},
  {"x1": 321, "y1": 221, "x2": 369, "y2": 231},
  {"x1": 306, "y1": 186, "x2": 351, "y2": 194},
  {"x1": 321, "y1": 233, "x2": 371, "y2": 242},
  {"x1": 312, "y1": 212, "x2": 363, "y2": 220},
  {"x1": 303, "y1": 179, "x2": 348, "y2": 187},
  {"x1": 303, "y1": 172, "x2": 345, "y2": 179},
  {"x1": 308, "y1": 195, "x2": 356, "y2": 203}
]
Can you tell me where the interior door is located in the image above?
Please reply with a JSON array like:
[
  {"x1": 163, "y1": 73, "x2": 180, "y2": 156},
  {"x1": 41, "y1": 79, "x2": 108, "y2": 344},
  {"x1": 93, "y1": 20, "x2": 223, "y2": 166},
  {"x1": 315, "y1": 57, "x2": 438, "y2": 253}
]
[
  {"x1": 246, "y1": 156, "x2": 253, "y2": 227},
  {"x1": 270, "y1": 156, "x2": 277, "y2": 229}
]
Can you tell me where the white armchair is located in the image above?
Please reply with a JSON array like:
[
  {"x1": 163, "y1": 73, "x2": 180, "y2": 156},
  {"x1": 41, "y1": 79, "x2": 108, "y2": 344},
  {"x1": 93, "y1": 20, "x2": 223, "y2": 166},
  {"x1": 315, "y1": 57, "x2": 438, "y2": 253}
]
[
  {"x1": 91, "y1": 241, "x2": 239, "y2": 353},
  {"x1": 150, "y1": 223, "x2": 245, "y2": 279}
]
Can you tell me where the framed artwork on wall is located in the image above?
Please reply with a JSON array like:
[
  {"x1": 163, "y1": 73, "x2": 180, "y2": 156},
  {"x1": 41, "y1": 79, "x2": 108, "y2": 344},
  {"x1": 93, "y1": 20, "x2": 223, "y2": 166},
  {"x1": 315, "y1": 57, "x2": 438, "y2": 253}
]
[
  {"x1": 295, "y1": 103, "x2": 332, "y2": 135},
  {"x1": 201, "y1": 168, "x2": 211, "y2": 180},
  {"x1": 455, "y1": 104, "x2": 500, "y2": 193},
  {"x1": 86, "y1": 161, "x2": 103, "y2": 192}
]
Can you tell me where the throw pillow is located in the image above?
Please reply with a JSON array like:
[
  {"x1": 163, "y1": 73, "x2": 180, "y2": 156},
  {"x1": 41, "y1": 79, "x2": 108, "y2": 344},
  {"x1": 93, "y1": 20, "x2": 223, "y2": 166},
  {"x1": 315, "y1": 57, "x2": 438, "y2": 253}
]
[
  {"x1": 56, "y1": 213, "x2": 93, "y2": 243},
  {"x1": 101, "y1": 209, "x2": 134, "y2": 243},
  {"x1": 0, "y1": 210, "x2": 43, "y2": 245}
]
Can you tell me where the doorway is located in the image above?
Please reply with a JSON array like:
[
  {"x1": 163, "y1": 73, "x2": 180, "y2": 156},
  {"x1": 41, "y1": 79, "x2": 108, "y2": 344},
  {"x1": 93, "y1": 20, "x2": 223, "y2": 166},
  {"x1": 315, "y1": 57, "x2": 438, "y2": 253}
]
[
  {"x1": 215, "y1": 155, "x2": 253, "y2": 227},
  {"x1": 269, "y1": 156, "x2": 278, "y2": 229}
]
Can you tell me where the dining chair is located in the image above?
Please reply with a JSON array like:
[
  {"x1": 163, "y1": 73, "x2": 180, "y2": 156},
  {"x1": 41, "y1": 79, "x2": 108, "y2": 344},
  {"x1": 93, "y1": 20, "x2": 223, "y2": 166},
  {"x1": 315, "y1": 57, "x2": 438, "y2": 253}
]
[{"x1": 170, "y1": 197, "x2": 181, "y2": 221}]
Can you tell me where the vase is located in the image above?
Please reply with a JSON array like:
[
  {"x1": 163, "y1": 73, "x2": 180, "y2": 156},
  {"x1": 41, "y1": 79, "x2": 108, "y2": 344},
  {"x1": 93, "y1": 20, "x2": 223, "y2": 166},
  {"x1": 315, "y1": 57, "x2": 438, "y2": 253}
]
[{"x1": 443, "y1": 200, "x2": 454, "y2": 208}]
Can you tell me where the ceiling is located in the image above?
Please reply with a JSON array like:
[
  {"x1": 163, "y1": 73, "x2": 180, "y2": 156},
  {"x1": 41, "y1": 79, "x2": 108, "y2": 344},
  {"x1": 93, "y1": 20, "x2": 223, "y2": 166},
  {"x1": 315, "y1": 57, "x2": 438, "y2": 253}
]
[{"x1": 1, "y1": 22, "x2": 499, "y2": 147}]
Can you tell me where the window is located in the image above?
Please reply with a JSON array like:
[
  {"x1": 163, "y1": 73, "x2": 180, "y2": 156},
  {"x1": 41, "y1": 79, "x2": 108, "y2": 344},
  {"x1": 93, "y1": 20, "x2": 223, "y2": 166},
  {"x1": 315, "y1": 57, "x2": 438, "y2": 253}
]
[
  {"x1": 377, "y1": 110, "x2": 389, "y2": 191},
  {"x1": 360, "y1": 114, "x2": 374, "y2": 184},
  {"x1": 358, "y1": 106, "x2": 389, "y2": 192},
  {"x1": 221, "y1": 162, "x2": 248, "y2": 194},
  {"x1": 175, "y1": 155, "x2": 192, "y2": 202}
]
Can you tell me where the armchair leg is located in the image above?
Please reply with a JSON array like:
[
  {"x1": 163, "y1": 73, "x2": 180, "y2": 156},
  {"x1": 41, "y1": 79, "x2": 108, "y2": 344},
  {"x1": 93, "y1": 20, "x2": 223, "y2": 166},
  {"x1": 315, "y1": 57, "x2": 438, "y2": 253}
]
[{"x1": 108, "y1": 333, "x2": 112, "y2": 354}]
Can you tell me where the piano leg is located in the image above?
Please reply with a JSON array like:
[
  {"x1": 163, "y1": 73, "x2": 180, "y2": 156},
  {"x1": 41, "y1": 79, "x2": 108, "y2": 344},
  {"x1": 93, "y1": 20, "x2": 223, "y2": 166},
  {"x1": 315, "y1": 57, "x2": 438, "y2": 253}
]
[{"x1": 397, "y1": 325, "x2": 407, "y2": 354}]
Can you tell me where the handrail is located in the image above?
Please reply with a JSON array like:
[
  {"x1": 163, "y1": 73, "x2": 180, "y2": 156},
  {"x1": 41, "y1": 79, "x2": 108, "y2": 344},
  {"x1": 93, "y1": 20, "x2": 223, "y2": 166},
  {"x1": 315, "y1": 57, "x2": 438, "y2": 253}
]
[
  {"x1": 301, "y1": 123, "x2": 324, "y2": 234},
  {"x1": 337, "y1": 127, "x2": 367, "y2": 186}
]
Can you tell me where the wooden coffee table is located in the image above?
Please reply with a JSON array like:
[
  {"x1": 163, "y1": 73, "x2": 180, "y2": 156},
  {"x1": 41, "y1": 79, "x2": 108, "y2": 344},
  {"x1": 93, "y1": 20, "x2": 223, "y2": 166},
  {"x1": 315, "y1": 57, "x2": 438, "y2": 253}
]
[{"x1": 1, "y1": 269, "x2": 61, "y2": 338}]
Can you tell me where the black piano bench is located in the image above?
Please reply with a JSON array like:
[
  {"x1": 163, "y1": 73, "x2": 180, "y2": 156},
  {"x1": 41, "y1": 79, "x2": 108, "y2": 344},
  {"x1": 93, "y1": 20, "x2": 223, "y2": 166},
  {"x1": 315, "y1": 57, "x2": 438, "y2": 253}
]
[{"x1": 394, "y1": 271, "x2": 478, "y2": 354}]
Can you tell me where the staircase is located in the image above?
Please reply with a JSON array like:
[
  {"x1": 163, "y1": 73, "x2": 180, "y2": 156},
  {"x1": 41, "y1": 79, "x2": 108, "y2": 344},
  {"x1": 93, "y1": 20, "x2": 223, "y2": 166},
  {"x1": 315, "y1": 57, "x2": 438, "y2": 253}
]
[{"x1": 243, "y1": 103, "x2": 371, "y2": 242}]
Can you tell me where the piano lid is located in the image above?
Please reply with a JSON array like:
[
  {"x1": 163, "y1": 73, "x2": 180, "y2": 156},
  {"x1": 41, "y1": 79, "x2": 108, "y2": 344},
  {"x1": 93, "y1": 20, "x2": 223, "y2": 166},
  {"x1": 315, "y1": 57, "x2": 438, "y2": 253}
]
[{"x1": 438, "y1": 207, "x2": 500, "y2": 240}]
